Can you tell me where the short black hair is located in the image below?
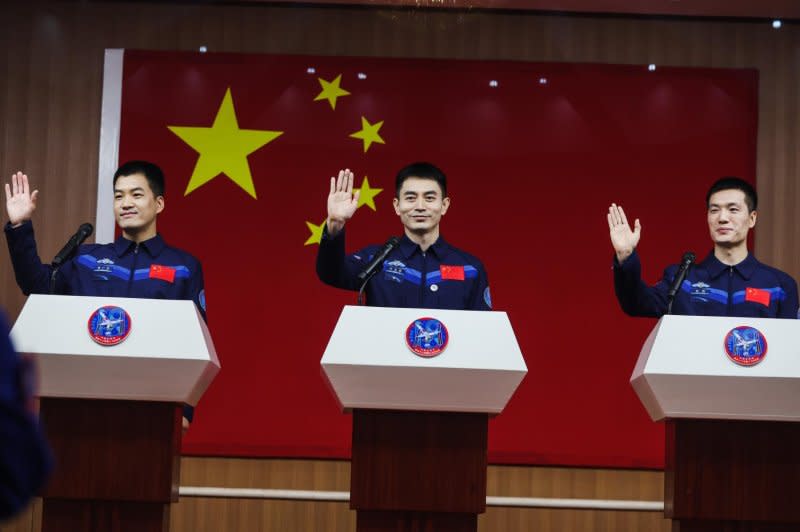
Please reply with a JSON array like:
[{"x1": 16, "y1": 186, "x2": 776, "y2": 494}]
[
  {"x1": 113, "y1": 160, "x2": 165, "y2": 197},
  {"x1": 395, "y1": 162, "x2": 448, "y2": 198},
  {"x1": 706, "y1": 176, "x2": 757, "y2": 212}
]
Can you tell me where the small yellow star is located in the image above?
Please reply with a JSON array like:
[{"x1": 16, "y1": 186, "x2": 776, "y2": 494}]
[
  {"x1": 355, "y1": 176, "x2": 383, "y2": 211},
  {"x1": 314, "y1": 74, "x2": 351, "y2": 110},
  {"x1": 168, "y1": 88, "x2": 283, "y2": 198},
  {"x1": 304, "y1": 219, "x2": 326, "y2": 246},
  {"x1": 349, "y1": 116, "x2": 385, "y2": 153}
]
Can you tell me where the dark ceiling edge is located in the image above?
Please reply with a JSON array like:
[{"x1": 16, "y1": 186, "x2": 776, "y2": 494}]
[{"x1": 75, "y1": 0, "x2": 800, "y2": 24}]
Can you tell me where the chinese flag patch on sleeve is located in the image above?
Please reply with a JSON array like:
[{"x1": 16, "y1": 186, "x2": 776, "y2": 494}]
[
  {"x1": 745, "y1": 287, "x2": 771, "y2": 306},
  {"x1": 149, "y1": 264, "x2": 176, "y2": 283},
  {"x1": 440, "y1": 265, "x2": 465, "y2": 281}
]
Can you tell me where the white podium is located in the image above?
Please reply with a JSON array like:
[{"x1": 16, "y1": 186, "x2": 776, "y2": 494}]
[
  {"x1": 321, "y1": 305, "x2": 527, "y2": 532},
  {"x1": 11, "y1": 294, "x2": 220, "y2": 532},
  {"x1": 630, "y1": 315, "x2": 800, "y2": 531}
]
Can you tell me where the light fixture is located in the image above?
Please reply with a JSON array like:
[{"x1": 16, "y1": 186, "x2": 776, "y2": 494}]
[
  {"x1": 772, "y1": 19, "x2": 782, "y2": 29},
  {"x1": 306, "y1": 67, "x2": 316, "y2": 74},
  {"x1": 198, "y1": 45, "x2": 208, "y2": 53},
  {"x1": 489, "y1": 80, "x2": 499, "y2": 88},
  {"x1": 648, "y1": 64, "x2": 656, "y2": 72},
  {"x1": 357, "y1": 72, "x2": 367, "y2": 80}
]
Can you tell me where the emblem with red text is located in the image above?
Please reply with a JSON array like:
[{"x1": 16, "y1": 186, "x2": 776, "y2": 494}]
[
  {"x1": 724, "y1": 326, "x2": 767, "y2": 366},
  {"x1": 405, "y1": 317, "x2": 449, "y2": 358},
  {"x1": 88, "y1": 306, "x2": 132, "y2": 346}
]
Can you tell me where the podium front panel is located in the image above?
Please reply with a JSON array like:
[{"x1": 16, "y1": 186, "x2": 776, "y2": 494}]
[
  {"x1": 631, "y1": 315, "x2": 800, "y2": 421},
  {"x1": 321, "y1": 305, "x2": 527, "y2": 414}
]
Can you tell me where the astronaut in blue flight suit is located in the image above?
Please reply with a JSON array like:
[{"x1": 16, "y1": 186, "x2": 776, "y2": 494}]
[
  {"x1": 607, "y1": 177, "x2": 799, "y2": 318},
  {"x1": 317, "y1": 162, "x2": 492, "y2": 311},
  {"x1": 0, "y1": 311, "x2": 52, "y2": 519},
  {"x1": 4, "y1": 161, "x2": 205, "y2": 427}
]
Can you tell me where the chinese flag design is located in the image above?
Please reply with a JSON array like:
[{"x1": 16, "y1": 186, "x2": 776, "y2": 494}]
[
  {"x1": 118, "y1": 50, "x2": 757, "y2": 469},
  {"x1": 149, "y1": 264, "x2": 176, "y2": 283},
  {"x1": 440, "y1": 265, "x2": 465, "y2": 281},
  {"x1": 745, "y1": 287, "x2": 771, "y2": 306}
]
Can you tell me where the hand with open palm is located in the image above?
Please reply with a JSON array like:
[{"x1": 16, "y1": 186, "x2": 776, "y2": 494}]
[
  {"x1": 607, "y1": 203, "x2": 641, "y2": 263},
  {"x1": 5, "y1": 172, "x2": 39, "y2": 227},
  {"x1": 326, "y1": 168, "x2": 360, "y2": 237}
]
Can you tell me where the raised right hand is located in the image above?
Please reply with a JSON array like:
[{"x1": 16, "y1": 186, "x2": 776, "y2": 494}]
[
  {"x1": 5, "y1": 172, "x2": 39, "y2": 227},
  {"x1": 607, "y1": 203, "x2": 641, "y2": 263},
  {"x1": 326, "y1": 169, "x2": 360, "y2": 236}
]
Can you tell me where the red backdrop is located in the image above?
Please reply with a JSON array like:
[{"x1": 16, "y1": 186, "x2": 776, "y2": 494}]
[{"x1": 117, "y1": 50, "x2": 758, "y2": 468}]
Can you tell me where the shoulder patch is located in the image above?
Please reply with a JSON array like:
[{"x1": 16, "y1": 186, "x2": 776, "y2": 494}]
[{"x1": 384, "y1": 259, "x2": 406, "y2": 283}]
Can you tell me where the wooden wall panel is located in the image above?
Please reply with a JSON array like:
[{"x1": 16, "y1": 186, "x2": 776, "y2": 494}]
[
  {"x1": 179, "y1": 457, "x2": 352, "y2": 489},
  {"x1": 170, "y1": 498, "x2": 357, "y2": 532},
  {"x1": 175, "y1": 458, "x2": 671, "y2": 532},
  {"x1": 0, "y1": 499, "x2": 40, "y2": 532},
  {"x1": 2, "y1": 2, "x2": 799, "y2": 531},
  {"x1": 1, "y1": 459, "x2": 670, "y2": 531}
]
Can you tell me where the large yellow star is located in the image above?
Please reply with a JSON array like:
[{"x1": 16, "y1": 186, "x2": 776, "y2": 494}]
[
  {"x1": 349, "y1": 116, "x2": 385, "y2": 153},
  {"x1": 355, "y1": 176, "x2": 383, "y2": 211},
  {"x1": 304, "y1": 219, "x2": 326, "y2": 246},
  {"x1": 168, "y1": 88, "x2": 283, "y2": 199},
  {"x1": 314, "y1": 74, "x2": 350, "y2": 110}
]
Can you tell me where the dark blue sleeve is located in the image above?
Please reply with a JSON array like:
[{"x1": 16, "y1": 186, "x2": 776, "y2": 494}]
[
  {"x1": 778, "y1": 272, "x2": 799, "y2": 319},
  {"x1": 0, "y1": 313, "x2": 52, "y2": 519},
  {"x1": 468, "y1": 262, "x2": 492, "y2": 311},
  {"x1": 612, "y1": 251, "x2": 672, "y2": 318},
  {"x1": 184, "y1": 258, "x2": 207, "y2": 423},
  {"x1": 189, "y1": 259, "x2": 207, "y2": 324},
  {"x1": 316, "y1": 227, "x2": 373, "y2": 292},
  {"x1": 4, "y1": 221, "x2": 59, "y2": 295}
]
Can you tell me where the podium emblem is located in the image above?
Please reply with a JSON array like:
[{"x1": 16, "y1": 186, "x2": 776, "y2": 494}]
[
  {"x1": 88, "y1": 306, "x2": 132, "y2": 346},
  {"x1": 405, "y1": 317, "x2": 449, "y2": 358},
  {"x1": 724, "y1": 326, "x2": 767, "y2": 366}
]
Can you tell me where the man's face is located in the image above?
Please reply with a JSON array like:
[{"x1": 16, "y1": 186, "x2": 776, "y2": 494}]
[
  {"x1": 707, "y1": 188, "x2": 756, "y2": 248},
  {"x1": 393, "y1": 177, "x2": 450, "y2": 235},
  {"x1": 114, "y1": 173, "x2": 164, "y2": 235}
]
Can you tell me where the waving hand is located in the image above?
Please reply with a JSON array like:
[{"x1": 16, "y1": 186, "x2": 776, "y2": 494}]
[
  {"x1": 5, "y1": 172, "x2": 39, "y2": 227},
  {"x1": 607, "y1": 203, "x2": 641, "y2": 263},
  {"x1": 326, "y1": 169, "x2": 360, "y2": 237}
]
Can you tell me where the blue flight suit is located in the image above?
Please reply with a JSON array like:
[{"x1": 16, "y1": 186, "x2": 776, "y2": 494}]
[
  {"x1": 316, "y1": 228, "x2": 492, "y2": 311},
  {"x1": 5, "y1": 221, "x2": 206, "y2": 420},
  {"x1": 0, "y1": 311, "x2": 52, "y2": 519},
  {"x1": 613, "y1": 250, "x2": 799, "y2": 318}
]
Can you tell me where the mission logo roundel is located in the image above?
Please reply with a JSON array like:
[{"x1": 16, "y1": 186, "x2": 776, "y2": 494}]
[
  {"x1": 723, "y1": 325, "x2": 767, "y2": 366},
  {"x1": 88, "y1": 306, "x2": 132, "y2": 346},
  {"x1": 405, "y1": 317, "x2": 449, "y2": 358}
]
